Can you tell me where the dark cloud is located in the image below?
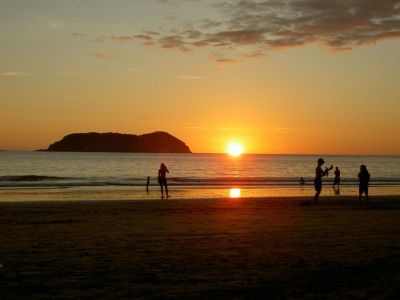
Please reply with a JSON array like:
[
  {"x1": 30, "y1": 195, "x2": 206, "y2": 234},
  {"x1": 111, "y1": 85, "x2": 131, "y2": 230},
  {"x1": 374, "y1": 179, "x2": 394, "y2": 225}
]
[
  {"x1": 158, "y1": 35, "x2": 191, "y2": 52},
  {"x1": 91, "y1": 34, "x2": 154, "y2": 46},
  {"x1": 145, "y1": 0, "x2": 400, "y2": 61},
  {"x1": 110, "y1": 35, "x2": 135, "y2": 42},
  {"x1": 135, "y1": 34, "x2": 155, "y2": 46},
  {"x1": 81, "y1": 1, "x2": 400, "y2": 65}
]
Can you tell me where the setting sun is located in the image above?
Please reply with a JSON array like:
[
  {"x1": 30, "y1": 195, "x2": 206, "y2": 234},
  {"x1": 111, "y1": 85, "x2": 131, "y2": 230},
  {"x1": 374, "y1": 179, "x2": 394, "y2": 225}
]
[
  {"x1": 229, "y1": 188, "x2": 241, "y2": 198},
  {"x1": 227, "y1": 143, "x2": 244, "y2": 157}
]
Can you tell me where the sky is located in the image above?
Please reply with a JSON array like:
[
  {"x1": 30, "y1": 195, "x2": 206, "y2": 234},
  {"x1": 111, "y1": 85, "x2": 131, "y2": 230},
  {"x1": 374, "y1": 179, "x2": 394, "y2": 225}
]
[{"x1": 1, "y1": 0, "x2": 400, "y2": 154}]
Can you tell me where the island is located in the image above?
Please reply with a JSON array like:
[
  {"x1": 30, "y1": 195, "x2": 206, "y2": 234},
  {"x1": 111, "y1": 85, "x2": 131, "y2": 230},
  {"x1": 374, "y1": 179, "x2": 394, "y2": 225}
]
[{"x1": 46, "y1": 131, "x2": 191, "y2": 153}]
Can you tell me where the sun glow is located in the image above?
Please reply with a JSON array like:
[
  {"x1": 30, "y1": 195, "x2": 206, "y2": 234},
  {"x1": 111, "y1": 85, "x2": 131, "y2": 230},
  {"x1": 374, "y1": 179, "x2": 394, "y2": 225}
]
[
  {"x1": 227, "y1": 143, "x2": 244, "y2": 156},
  {"x1": 229, "y1": 188, "x2": 241, "y2": 198}
]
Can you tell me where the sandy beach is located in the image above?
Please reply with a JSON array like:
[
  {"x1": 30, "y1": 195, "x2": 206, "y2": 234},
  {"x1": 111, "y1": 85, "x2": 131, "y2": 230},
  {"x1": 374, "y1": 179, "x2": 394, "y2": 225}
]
[{"x1": 1, "y1": 196, "x2": 400, "y2": 299}]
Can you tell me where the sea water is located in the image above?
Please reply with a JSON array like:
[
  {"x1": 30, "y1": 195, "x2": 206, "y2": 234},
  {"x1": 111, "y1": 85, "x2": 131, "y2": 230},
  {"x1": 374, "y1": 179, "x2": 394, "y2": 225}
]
[{"x1": 0, "y1": 151, "x2": 399, "y2": 200}]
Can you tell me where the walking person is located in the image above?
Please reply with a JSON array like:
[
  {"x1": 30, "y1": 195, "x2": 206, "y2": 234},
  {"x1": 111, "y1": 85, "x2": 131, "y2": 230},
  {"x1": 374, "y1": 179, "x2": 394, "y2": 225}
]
[
  {"x1": 314, "y1": 158, "x2": 329, "y2": 203},
  {"x1": 358, "y1": 165, "x2": 370, "y2": 200},
  {"x1": 158, "y1": 163, "x2": 169, "y2": 199}
]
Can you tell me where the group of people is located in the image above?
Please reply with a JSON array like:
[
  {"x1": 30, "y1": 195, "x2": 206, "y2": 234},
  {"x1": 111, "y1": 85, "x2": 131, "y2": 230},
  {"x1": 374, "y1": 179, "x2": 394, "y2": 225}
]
[
  {"x1": 150, "y1": 159, "x2": 371, "y2": 201},
  {"x1": 313, "y1": 158, "x2": 371, "y2": 202}
]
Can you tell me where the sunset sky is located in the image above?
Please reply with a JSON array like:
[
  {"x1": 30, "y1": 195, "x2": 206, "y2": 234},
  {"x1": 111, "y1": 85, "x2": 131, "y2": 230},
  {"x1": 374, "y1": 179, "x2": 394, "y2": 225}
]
[{"x1": 1, "y1": 0, "x2": 400, "y2": 154}]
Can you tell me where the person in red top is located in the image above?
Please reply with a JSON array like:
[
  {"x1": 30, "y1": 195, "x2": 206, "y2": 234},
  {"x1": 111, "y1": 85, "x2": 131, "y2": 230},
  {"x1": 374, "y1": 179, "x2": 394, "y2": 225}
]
[{"x1": 158, "y1": 163, "x2": 169, "y2": 199}]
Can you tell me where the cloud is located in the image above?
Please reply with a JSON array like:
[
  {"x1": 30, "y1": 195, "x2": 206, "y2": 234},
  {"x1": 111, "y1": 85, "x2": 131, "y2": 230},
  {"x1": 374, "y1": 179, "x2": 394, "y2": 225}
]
[
  {"x1": 124, "y1": 67, "x2": 203, "y2": 79},
  {"x1": 71, "y1": 33, "x2": 86, "y2": 38},
  {"x1": 93, "y1": 52, "x2": 113, "y2": 59},
  {"x1": 186, "y1": 126, "x2": 207, "y2": 130},
  {"x1": 274, "y1": 127, "x2": 289, "y2": 131},
  {"x1": 216, "y1": 127, "x2": 238, "y2": 131},
  {"x1": 124, "y1": 67, "x2": 152, "y2": 74},
  {"x1": 158, "y1": 35, "x2": 191, "y2": 52},
  {"x1": 173, "y1": 75, "x2": 204, "y2": 79},
  {"x1": 110, "y1": 35, "x2": 135, "y2": 42},
  {"x1": 215, "y1": 58, "x2": 237, "y2": 67},
  {"x1": 1, "y1": 71, "x2": 30, "y2": 77},
  {"x1": 91, "y1": 34, "x2": 154, "y2": 45},
  {"x1": 134, "y1": 34, "x2": 155, "y2": 46},
  {"x1": 28, "y1": 15, "x2": 61, "y2": 29},
  {"x1": 245, "y1": 51, "x2": 265, "y2": 59},
  {"x1": 140, "y1": 0, "x2": 400, "y2": 59},
  {"x1": 186, "y1": 126, "x2": 238, "y2": 131}
]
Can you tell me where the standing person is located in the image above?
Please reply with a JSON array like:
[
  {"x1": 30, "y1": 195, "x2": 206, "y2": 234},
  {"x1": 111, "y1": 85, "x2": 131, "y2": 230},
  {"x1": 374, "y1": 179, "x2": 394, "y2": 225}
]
[
  {"x1": 146, "y1": 176, "x2": 150, "y2": 193},
  {"x1": 299, "y1": 177, "x2": 305, "y2": 185},
  {"x1": 333, "y1": 167, "x2": 341, "y2": 188},
  {"x1": 314, "y1": 158, "x2": 328, "y2": 203},
  {"x1": 358, "y1": 165, "x2": 370, "y2": 200},
  {"x1": 158, "y1": 163, "x2": 169, "y2": 199}
]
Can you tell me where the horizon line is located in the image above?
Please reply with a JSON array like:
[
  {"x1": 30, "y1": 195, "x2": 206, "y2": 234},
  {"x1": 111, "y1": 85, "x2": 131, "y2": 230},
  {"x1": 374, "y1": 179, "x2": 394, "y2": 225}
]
[{"x1": 1, "y1": 150, "x2": 399, "y2": 157}]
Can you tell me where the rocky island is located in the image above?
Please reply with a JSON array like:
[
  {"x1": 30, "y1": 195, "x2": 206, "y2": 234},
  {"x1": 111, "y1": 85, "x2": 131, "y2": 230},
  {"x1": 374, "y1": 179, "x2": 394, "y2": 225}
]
[{"x1": 46, "y1": 131, "x2": 191, "y2": 153}]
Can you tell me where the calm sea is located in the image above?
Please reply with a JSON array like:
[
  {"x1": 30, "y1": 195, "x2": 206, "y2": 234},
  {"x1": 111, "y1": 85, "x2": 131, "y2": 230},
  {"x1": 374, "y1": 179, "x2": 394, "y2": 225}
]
[{"x1": 0, "y1": 152, "x2": 399, "y2": 200}]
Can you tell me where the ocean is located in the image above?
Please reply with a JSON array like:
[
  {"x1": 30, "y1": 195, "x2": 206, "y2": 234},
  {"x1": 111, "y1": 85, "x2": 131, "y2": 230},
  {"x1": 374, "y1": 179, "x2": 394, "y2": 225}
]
[{"x1": 0, "y1": 151, "x2": 399, "y2": 200}]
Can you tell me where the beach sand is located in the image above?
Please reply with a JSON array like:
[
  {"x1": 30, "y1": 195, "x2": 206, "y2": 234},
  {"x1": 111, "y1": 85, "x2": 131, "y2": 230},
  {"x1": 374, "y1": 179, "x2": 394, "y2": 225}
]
[{"x1": 1, "y1": 196, "x2": 400, "y2": 299}]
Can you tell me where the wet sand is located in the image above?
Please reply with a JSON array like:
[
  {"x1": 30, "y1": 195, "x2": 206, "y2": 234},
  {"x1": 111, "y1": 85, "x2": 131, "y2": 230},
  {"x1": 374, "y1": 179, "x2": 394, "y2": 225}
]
[{"x1": 1, "y1": 196, "x2": 400, "y2": 299}]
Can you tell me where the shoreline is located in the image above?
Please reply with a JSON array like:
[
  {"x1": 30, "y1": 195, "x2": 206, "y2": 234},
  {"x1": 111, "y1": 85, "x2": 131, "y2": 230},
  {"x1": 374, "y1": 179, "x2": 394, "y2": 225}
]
[
  {"x1": 0, "y1": 194, "x2": 400, "y2": 204},
  {"x1": 1, "y1": 185, "x2": 400, "y2": 202}
]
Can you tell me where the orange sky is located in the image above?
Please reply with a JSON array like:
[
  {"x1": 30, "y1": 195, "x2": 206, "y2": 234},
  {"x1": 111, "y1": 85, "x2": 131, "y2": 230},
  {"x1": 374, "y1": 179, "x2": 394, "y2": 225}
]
[{"x1": 1, "y1": 1, "x2": 400, "y2": 154}]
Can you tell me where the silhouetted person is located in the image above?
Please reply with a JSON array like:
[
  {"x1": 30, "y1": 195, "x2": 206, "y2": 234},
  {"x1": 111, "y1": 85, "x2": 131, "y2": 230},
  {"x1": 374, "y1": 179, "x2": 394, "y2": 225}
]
[
  {"x1": 324, "y1": 165, "x2": 334, "y2": 177},
  {"x1": 358, "y1": 165, "x2": 370, "y2": 200},
  {"x1": 314, "y1": 158, "x2": 329, "y2": 203},
  {"x1": 158, "y1": 163, "x2": 169, "y2": 198},
  {"x1": 146, "y1": 176, "x2": 150, "y2": 193},
  {"x1": 333, "y1": 167, "x2": 341, "y2": 188},
  {"x1": 299, "y1": 177, "x2": 305, "y2": 185}
]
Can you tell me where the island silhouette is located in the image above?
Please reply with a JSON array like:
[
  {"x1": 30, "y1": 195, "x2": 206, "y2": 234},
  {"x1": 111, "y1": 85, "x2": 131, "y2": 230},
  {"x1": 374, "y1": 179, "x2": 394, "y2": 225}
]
[{"x1": 45, "y1": 131, "x2": 191, "y2": 153}]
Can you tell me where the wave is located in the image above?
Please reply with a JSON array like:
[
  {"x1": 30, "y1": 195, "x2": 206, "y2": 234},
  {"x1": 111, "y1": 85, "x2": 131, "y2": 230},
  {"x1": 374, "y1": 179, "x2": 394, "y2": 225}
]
[
  {"x1": 171, "y1": 176, "x2": 400, "y2": 184},
  {"x1": 0, "y1": 175, "x2": 69, "y2": 182},
  {"x1": 1, "y1": 175, "x2": 400, "y2": 188}
]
